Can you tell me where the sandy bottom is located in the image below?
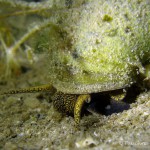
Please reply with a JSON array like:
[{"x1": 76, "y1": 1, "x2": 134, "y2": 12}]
[{"x1": 0, "y1": 61, "x2": 149, "y2": 150}]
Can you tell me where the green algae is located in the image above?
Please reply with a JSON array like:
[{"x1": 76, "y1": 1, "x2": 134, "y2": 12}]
[{"x1": 102, "y1": 14, "x2": 113, "y2": 22}]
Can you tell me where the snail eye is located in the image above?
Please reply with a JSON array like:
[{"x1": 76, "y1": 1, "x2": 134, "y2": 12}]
[{"x1": 86, "y1": 96, "x2": 91, "y2": 103}]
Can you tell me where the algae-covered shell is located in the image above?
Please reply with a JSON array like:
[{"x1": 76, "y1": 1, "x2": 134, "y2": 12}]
[{"x1": 47, "y1": 0, "x2": 150, "y2": 94}]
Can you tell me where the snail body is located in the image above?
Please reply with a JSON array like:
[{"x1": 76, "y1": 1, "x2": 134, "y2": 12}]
[{"x1": 0, "y1": 0, "x2": 150, "y2": 125}]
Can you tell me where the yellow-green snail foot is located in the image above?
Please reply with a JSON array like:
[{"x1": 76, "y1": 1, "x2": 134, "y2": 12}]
[
  {"x1": 52, "y1": 92, "x2": 78, "y2": 115},
  {"x1": 74, "y1": 94, "x2": 91, "y2": 126},
  {"x1": 52, "y1": 92, "x2": 91, "y2": 126}
]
